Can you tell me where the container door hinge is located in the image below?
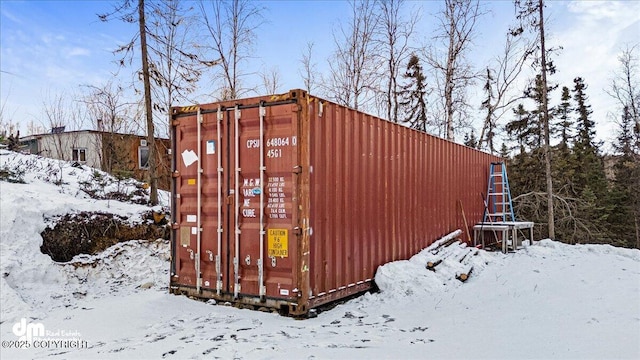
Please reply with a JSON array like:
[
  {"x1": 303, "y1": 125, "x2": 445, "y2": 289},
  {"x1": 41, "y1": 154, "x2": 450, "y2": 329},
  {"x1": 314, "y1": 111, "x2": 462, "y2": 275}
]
[
  {"x1": 293, "y1": 227, "x2": 303, "y2": 236},
  {"x1": 292, "y1": 165, "x2": 302, "y2": 174}
]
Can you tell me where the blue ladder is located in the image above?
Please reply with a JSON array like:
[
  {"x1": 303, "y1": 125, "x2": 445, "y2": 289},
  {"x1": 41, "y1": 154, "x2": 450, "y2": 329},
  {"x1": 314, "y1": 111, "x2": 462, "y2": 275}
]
[{"x1": 483, "y1": 162, "x2": 515, "y2": 223}]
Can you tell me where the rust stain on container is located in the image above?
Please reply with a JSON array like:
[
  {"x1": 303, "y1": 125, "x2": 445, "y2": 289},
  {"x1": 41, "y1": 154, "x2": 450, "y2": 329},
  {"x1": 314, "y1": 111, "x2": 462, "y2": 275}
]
[{"x1": 169, "y1": 90, "x2": 500, "y2": 317}]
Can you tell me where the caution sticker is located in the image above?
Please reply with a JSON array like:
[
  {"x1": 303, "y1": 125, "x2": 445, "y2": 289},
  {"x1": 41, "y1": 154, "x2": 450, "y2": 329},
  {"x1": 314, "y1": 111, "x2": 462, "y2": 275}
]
[{"x1": 268, "y1": 229, "x2": 288, "y2": 258}]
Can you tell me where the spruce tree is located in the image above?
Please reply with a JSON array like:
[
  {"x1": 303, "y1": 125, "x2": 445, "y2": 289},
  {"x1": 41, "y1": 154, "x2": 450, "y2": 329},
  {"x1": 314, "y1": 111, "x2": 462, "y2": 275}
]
[
  {"x1": 506, "y1": 103, "x2": 545, "y2": 207},
  {"x1": 480, "y1": 67, "x2": 497, "y2": 153},
  {"x1": 522, "y1": 74, "x2": 556, "y2": 149},
  {"x1": 463, "y1": 130, "x2": 478, "y2": 148},
  {"x1": 572, "y1": 77, "x2": 606, "y2": 198},
  {"x1": 506, "y1": 104, "x2": 535, "y2": 154},
  {"x1": 609, "y1": 106, "x2": 640, "y2": 247},
  {"x1": 571, "y1": 77, "x2": 609, "y2": 242},
  {"x1": 505, "y1": 72, "x2": 556, "y2": 239},
  {"x1": 555, "y1": 86, "x2": 573, "y2": 149},
  {"x1": 399, "y1": 54, "x2": 429, "y2": 132},
  {"x1": 499, "y1": 143, "x2": 510, "y2": 159},
  {"x1": 552, "y1": 86, "x2": 575, "y2": 196}
]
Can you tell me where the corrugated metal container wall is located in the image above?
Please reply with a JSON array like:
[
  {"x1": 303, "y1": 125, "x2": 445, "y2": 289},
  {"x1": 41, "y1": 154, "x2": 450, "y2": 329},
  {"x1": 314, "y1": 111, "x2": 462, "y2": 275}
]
[{"x1": 170, "y1": 90, "x2": 500, "y2": 316}]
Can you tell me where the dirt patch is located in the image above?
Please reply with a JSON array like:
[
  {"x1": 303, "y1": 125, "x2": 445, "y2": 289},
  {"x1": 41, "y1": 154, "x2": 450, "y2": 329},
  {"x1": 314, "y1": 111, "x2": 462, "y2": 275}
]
[{"x1": 41, "y1": 211, "x2": 169, "y2": 262}]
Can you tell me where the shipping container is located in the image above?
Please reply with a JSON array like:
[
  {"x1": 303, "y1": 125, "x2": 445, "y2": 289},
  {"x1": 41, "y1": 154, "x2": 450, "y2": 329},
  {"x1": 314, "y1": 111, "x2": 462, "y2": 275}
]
[{"x1": 169, "y1": 89, "x2": 500, "y2": 316}]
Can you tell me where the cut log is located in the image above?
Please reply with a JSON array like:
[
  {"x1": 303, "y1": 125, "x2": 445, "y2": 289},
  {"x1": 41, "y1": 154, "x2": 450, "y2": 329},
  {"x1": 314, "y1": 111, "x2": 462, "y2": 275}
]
[
  {"x1": 458, "y1": 248, "x2": 478, "y2": 263},
  {"x1": 456, "y1": 266, "x2": 473, "y2": 282},
  {"x1": 426, "y1": 229, "x2": 463, "y2": 253},
  {"x1": 429, "y1": 237, "x2": 459, "y2": 255},
  {"x1": 426, "y1": 259, "x2": 442, "y2": 271}
]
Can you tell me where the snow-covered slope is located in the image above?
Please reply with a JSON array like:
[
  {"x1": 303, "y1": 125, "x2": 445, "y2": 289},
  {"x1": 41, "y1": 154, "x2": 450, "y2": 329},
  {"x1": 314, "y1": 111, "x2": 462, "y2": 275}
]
[
  {"x1": 1, "y1": 150, "x2": 639, "y2": 359},
  {"x1": 0, "y1": 151, "x2": 168, "y2": 322}
]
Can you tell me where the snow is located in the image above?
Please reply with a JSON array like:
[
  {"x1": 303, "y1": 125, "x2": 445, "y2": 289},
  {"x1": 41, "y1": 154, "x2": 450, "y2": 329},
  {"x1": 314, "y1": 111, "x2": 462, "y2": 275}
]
[{"x1": 1, "y1": 149, "x2": 639, "y2": 359}]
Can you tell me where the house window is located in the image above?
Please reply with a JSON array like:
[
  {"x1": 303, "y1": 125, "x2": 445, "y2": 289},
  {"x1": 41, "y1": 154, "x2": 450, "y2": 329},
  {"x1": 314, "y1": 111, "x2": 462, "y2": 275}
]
[
  {"x1": 72, "y1": 148, "x2": 87, "y2": 162},
  {"x1": 138, "y1": 146, "x2": 149, "y2": 169}
]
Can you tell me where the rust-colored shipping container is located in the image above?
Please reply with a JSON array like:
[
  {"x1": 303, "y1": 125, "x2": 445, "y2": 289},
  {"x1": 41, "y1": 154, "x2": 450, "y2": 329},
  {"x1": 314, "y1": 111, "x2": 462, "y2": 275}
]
[{"x1": 170, "y1": 90, "x2": 500, "y2": 316}]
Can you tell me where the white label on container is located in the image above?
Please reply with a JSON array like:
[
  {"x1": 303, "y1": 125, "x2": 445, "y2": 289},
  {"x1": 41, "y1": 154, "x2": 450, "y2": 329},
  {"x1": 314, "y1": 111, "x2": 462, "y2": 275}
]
[
  {"x1": 191, "y1": 227, "x2": 197, "y2": 235},
  {"x1": 280, "y1": 289, "x2": 290, "y2": 296},
  {"x1": 186, "y1": 214, "x2": 197, "y2": 223},
  {"x1": 204, "y1": 281, "x2": 210, "y2": 287},
  {"x1": 181, "y1": 149, "x2": 198, "y2": 167},
  {"x1": 206, "y1": 140, "x2": 215, "y2": 154}
]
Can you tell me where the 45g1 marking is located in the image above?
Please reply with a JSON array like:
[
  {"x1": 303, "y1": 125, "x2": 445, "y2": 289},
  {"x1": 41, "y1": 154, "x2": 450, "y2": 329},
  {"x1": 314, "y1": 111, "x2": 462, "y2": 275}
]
[{"x1": 267, "y1": 149, "x2": 282, "y2": 158}]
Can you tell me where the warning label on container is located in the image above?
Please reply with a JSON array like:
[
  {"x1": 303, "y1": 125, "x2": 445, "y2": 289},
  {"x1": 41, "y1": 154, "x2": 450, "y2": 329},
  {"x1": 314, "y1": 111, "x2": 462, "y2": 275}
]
[{"x1": 268, "y1": 229, "x2": 288, "y2": 258}]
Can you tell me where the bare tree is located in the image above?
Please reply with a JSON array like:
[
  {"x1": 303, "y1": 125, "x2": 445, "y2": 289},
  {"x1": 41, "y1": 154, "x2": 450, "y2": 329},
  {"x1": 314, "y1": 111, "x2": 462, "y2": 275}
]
[
  {"x1": 145, "y1": 0, "x2": 205, "y2": 193},
  {"x1": 198, "y1": 0, "x2": 264, "y2": 100},
  {"x1": 377, "y1": 0, "x2": 417, "y2": 122},
  {"x1": 0, "y1": 88, "x2": 18, "y2": 139},
  {"x1": 138, "y1": 0, "x2": 159, "y2": 205},
  {"x1": 81, "y1": 80, "x2": 141, "y2": 173},
  {"x1": 514, "y1": 0, "x2": 555, "y2": 239},
  {"x1": 298, "y1": 41, "x2": 318, "y2": 94},
  {"x1": 325, "y1": 0, "x2": 380, "y2": 111},
  {"x1": 259, "y1": 66, "x2": 282, "y2": 95},
  {"x1": 99, "y1": 0, "x2": 160, "y2": 205},
  {"x1": 607, "y1": 44, "x2": 640, "y2": 132},
  {"x1": 513, "y1": 191, "x2": 609, "y2": 245},
  {"x1": 26, "y1": 121, "x2": 46, "y2": 136},
  {"x1": 426, "y1": 0, "x2": 482, "y2": 141},
  {"x1": 478, "y1": 28, "x2": 536, "y2": 153},
  {"x1": 82, "y1": 81, "x2": 139, "y2": 134},
  {"x1": 147, "y1": 0, "x2": 203, "y2": 126},
  {"x1": 41, "y1": 94, "x2": 68, "y2": 153},
  {"x1": 40, "y1": 92, "x2": 88, "y2": 183}
]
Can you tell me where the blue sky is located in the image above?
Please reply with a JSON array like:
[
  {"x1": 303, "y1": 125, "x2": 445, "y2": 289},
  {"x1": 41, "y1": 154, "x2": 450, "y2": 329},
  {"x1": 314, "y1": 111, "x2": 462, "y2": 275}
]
[{"x1": 1, "y1": 1, "x2": 639, "y2": 147}]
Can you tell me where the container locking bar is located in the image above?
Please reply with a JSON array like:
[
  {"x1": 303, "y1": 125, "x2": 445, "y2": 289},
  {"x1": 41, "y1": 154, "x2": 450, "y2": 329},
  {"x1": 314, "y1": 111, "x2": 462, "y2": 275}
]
[
  {"x1": 258, "y1": 102, "x2": 267, "y2": 300},
  {"x1": 196, "y1": 108, "x2": 203, "y2": 292},
  {"x1": 216, "y1": 105, "x2": 223, "y2": 295},
  {"x1": 233, "y1": 105, "x2": 241, "y2": 299}
]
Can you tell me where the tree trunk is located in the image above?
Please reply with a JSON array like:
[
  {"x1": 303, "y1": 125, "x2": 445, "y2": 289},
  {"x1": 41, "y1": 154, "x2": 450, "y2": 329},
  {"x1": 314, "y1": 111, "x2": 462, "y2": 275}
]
[
  {"x1": 635, "y1": 212, "x2": 639, "y2": 249},
  {"x1": 538, "y1": 0, "x2": 554, "y2": 239},
  {"x1": 139, "y1": 0, "x2": 158, "y2": 205},
  {"x1": 445, "y1": 17, "x2": 455, "y2": 141},
  {"x1": 388, "y1": 56, "x2": 394, "y2": 121}
]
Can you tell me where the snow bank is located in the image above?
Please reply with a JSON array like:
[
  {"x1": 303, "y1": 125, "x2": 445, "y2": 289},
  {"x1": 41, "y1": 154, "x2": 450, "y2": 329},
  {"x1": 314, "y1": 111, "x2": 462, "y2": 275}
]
[{"x1": 0, "y1": 150, "x2": 168, "y2": 324}]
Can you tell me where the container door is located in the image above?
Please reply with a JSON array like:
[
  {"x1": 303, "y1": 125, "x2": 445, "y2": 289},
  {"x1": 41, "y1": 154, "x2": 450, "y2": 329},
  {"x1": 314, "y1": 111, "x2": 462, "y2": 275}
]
[
  {"x1": 172, "y1": 108, "x2": 228, "y2": 294},
  {"x1": 228, "y1": 102, "x2": 299, "y2": 300}
]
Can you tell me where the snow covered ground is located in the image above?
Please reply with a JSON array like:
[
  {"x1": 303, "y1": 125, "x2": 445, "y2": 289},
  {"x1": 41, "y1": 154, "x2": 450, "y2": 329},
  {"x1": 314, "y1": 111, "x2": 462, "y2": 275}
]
[{"x1": 1, "y1": 149, "x2": 639, "y2": 359}]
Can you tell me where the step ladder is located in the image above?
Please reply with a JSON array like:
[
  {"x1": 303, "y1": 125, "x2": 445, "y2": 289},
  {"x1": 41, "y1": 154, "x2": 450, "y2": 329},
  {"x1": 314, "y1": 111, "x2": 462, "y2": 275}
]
[{"x1": 483, "y1": 162, "x2": 515, "y2": 223}]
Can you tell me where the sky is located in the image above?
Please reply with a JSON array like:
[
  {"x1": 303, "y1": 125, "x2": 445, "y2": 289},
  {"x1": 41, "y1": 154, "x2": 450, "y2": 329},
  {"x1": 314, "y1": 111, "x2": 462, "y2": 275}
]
[
  {"x1": 1, "y1": 148, "x2": 639, "y2": 359},
  {"x1": 1, "y1": 0, "x2": 639, "y2": 149}
]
